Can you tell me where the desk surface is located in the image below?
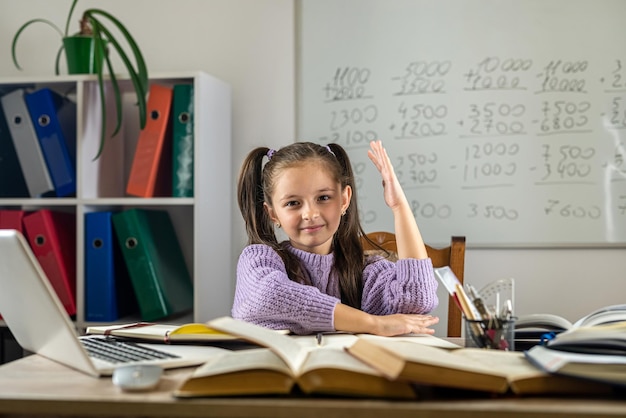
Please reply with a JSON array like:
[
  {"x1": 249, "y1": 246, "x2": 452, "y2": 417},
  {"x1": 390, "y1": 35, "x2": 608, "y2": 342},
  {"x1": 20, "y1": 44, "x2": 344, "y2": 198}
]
[{"x1": 0, "y1": 354, "x2": 625, "y2": 418}]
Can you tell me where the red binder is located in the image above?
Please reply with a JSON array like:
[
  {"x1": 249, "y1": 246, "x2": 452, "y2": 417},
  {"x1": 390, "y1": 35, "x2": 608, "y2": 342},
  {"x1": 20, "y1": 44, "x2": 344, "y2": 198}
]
[
  {"x1": 22, "y1": 210, "x2": 76, "y2": 316},
  {"x1": 0, "y1": 209, "x2": 27, "y2": 233},
  {"x1": 126, "y1": 84, "x2": 173, "y2": 197}
]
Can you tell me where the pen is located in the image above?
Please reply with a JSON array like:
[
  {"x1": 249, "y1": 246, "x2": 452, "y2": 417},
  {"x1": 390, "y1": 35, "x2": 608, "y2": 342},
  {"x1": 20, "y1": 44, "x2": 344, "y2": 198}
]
[{"x1": 467, "y1": 285, "x2": 492, "y2": 322}]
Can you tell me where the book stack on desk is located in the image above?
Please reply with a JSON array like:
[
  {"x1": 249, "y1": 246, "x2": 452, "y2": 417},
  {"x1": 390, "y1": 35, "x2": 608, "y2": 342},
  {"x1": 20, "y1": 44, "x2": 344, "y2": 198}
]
[
  {"x1": 90, "y1": 316, "x2": 615, "y2": 398},
  {"x1": 524, "y1": 304, "x2": 626, "y2": 387},
  {"x1": 516, "y1": 304, "x2": 626, "y2": 350}
]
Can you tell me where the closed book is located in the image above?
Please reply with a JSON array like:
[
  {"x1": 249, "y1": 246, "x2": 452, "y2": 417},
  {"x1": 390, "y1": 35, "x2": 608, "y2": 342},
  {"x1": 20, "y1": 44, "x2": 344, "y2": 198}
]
[
  {"x1": 84, "y1": 211, "x2": 138, "y2": 321},
  {"x1": 24, "y1": 88, "x2": 77, "y2": 197},
  {"x1": 0, "y1": 89, "x2": 55, "y2": 197},
  {"x1": 126, "y1": 84, "x2": 173, "y2": 197},
  {"x1": 0, "y1": 101, "x2": 29, "y2": 197},
  {"x1": 111, "y1": 209, "x2": 192, "y2": 321},
  {"x1": 22, "y1": 210, "x2": 76, "y2": 316},
  {"x1": 526, "y1": 344, "x2": 626, "y2": 387},
  {"x1": 172, "y1": 84, "x2": 194, "y2": 197}
]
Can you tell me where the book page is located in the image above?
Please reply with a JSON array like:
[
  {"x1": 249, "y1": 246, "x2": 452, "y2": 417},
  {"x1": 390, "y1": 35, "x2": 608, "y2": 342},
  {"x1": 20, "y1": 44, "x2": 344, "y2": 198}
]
[
  {"x1": 208, "y1": 316, "x2": 308, "y2": 372},
  {"x1": 299, "y1": 345, "x2": 381, "y2": 376},
  {"x1": 574, "y1": 304, "x2": 626, "y2": 328},
  {"x1": 455, "y1": 348, "x2": 546, "y2": 380},
  {"x1": 363, "y1": 339, "x2": 504, "y2": 376},
  {"x1": 359, "y1": 333, "x2": 461, "y2": 349},
  {"x1": 189, "y1": 347, "x2": 293, "y2": 378},
  {"x1": 86, "y1": 323, "x2": 175, "y2": 339}
]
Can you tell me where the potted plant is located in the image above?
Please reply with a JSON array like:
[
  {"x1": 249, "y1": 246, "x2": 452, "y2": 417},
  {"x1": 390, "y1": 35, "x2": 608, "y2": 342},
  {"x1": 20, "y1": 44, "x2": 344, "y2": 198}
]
[{"x1": 11, "y1": 0, "x2": 148, "y2": 159}]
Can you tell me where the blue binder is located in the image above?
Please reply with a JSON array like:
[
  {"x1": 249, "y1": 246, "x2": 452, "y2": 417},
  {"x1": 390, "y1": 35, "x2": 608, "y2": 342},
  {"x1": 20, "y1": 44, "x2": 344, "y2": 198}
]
[
  {"x1": 84, "y1": 211, "x2": 138, "y2": 321},
  {"x1": 0, "y1": 89, "x2": 55, "y2": 198},
  {"x1": 24, "y1": 88, "x2": 77, "y2": 197}
]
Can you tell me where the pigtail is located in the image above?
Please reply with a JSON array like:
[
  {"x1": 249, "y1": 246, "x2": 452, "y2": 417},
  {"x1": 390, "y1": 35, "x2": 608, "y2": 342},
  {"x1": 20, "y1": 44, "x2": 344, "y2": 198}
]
[
  {"x1": 237, "y1": 147, "x2": 277, "y2": 245},
  {"x1": 327, "y1": 143, "x2": 365, "y2": 309}
]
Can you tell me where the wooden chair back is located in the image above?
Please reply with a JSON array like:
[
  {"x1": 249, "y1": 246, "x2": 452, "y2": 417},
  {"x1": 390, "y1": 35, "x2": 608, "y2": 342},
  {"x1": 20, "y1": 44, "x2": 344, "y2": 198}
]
[{"x1": 361, "y1": 232, "x2": 466, "y2": 337}]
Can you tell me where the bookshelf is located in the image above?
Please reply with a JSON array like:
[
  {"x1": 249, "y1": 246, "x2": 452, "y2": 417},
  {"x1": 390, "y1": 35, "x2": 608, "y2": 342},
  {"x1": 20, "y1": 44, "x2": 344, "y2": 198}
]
[{"x1": 0, "y1": 71, "x2": 232, "y2": 330}]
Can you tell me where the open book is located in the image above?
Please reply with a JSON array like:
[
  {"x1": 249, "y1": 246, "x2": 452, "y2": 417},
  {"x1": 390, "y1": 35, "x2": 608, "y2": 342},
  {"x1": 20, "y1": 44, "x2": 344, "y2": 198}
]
[
  {"x1": 516, "y1": 304, "x2": 626, "y2": 332},
  {"x1": 514, "y1": 304, "x2": 626, "y2": 351},
  {"x1": 345, "y1": 337, "x2": 614, "y2": 395},
  {"x1": 86, "y1": 322, "x2": 238, "y2": 343},
  {"x1": 87, "y1": 321, "x2": 291, "y2": 344},
  {"x1": 172, "y1": 317, "x2": 441, "y2": 398},
  {"x1": 543, "y1": 321, "x2": 626, "y2": 355}
]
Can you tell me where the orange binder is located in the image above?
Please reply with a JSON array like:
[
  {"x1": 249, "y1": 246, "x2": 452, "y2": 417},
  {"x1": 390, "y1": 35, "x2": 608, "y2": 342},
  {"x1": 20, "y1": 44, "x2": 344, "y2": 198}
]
[
  {"x1": 126, "y1": 84, "x2": 173, "y2": 197},
  {"x1": 22, "y1": 210, "x2": 76, "y2": 317}
]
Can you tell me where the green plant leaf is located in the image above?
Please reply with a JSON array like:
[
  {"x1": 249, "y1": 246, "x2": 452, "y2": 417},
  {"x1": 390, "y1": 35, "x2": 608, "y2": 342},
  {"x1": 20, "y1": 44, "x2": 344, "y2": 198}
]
[
  {"x1": 65, "y1": 0, "x2": 80, "y2": 36},
  {"x1": 85, "y1": 9, "x2": 148, "y2": 124},
  {"x1": 12, "y1": 19, "x2": 63, "y2": 70},
  {"x1": 54, "y1": 44, "x2": 65, "y2": 75},
  {"x1": 91, "y1": 21, "x2": 109, "y2": 160}
]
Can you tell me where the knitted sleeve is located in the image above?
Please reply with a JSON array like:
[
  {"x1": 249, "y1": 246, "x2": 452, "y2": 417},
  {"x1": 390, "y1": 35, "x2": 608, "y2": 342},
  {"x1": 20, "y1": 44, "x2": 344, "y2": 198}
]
[
  {"x1": 360, "y1": 256, "x2": 439, "y2": 315},
  {"x1": 231, "y1": 244, "x2": 339, "y2": 334}
]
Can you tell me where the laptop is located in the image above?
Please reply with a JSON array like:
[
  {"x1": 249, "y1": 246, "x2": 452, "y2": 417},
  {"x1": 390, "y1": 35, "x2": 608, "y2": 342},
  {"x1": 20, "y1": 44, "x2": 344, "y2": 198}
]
[{"x1": 0, "y1": 229, "x2": 225, "y2": 377}]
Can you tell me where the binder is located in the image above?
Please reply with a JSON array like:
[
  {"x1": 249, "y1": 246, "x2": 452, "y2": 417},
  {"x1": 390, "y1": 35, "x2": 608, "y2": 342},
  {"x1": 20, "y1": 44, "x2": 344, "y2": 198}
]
[
  {"x1": 84, "y1": 211, "x2": 138, "y2": 321},
  {"x1": 22, "y1": 209, "x2": 76, "y2": 316},
  {"x1": 126, "y1": 84, "x2": 173, "y2": 197},
  {"x1": 112, "y1": 209, "x2": 193, "y2": 321},
  {"x1": 24, "y1": 88, "x2": 77, "y2": 197},
  {"x1": 0, "y1": 89, "x2": 55, "y2": 198},
  {"x1": 172, "y1": 84, "x2": 194, "y2": 197},
  {"x1": 0, "y1": 209, "x2": 27, "y2": 232},
  {"x1": 0, "y1": 102, "x2": 29, "y2": 197}
]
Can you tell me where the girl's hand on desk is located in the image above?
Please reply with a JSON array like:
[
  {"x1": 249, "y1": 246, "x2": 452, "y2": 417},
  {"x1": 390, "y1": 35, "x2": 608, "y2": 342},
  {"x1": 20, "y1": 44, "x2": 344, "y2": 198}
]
[
  {"x1": 334, "y1": 304, "x2": 439, "y2": 336},
  {"x1": 373, "y1": 313, "x2": 440, "y2": 336}
]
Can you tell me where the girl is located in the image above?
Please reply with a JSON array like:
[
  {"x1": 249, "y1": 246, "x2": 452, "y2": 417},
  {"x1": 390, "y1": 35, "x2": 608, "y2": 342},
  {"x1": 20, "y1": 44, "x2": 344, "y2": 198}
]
[{"x1": 233, "y1": 140, "x2": 439, "y2": 336}]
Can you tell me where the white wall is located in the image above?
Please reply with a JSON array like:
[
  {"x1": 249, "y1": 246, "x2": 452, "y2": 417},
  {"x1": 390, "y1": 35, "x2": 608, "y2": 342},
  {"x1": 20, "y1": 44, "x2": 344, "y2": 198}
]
[{"x1": 1, "y1": 0, "x2": 624, "y2": 334}]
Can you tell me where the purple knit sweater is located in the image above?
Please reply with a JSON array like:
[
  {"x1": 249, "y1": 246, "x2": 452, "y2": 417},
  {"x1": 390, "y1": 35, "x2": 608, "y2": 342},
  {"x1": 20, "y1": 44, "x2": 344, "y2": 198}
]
[{"x1": 232, "y1": 243, "x2": 438, "y2": 334}]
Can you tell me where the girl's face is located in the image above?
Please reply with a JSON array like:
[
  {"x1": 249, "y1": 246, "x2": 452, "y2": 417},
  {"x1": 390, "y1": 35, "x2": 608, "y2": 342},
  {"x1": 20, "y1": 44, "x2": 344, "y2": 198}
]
[{"x1": 265, "y1": 161, "x2": 351, "y2": 255}]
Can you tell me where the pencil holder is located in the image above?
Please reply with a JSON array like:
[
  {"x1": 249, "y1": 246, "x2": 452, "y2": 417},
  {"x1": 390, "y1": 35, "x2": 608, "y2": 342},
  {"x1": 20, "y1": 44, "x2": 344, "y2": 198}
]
[{"x1": 464, "y1": 317, "x2": 516, "y2": 351}]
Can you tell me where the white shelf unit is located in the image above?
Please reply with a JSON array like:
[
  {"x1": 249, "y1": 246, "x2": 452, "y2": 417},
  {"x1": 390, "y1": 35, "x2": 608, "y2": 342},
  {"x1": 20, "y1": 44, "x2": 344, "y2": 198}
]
[{"x1": 0, "y1": 71, "x2": 232, "y2": 330}]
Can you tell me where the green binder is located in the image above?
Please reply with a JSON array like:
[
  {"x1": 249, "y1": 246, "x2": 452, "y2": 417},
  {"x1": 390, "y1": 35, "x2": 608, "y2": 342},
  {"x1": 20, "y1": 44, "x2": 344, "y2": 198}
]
[
  {"x1": 172, "y1": 84, "x2": 194, "y2": 197},
  {"x1": 112, "y1": 209, "x2": 193, "y2": 321}
]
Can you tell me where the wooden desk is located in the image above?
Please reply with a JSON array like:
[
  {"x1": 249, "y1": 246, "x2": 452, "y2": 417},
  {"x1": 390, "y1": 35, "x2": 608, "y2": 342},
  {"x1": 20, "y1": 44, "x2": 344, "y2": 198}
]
[{"x1": 0, "y1": 354, "x2": 625, "y2": 418}]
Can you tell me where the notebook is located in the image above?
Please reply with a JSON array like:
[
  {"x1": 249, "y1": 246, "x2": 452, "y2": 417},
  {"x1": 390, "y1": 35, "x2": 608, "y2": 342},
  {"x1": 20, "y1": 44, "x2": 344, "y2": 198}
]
[{"x1": 0, "y1": 229, "x2": 225, "y2": 377}]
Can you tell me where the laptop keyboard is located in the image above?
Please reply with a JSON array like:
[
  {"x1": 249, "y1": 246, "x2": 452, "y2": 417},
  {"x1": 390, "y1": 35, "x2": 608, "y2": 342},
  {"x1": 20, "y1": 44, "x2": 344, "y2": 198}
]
[{"x1": 81, "y1": 337, "x2": 180, "y2": 364}]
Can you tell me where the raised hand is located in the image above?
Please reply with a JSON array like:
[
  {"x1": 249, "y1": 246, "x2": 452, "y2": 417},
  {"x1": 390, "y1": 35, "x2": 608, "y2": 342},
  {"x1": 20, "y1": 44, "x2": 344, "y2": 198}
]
[
  {"x1": 367, "y1": 140, "x2": 407, "y2": 210},
  {"x1": 367, "y1": 140, "x2": 428, "y2": 260}
]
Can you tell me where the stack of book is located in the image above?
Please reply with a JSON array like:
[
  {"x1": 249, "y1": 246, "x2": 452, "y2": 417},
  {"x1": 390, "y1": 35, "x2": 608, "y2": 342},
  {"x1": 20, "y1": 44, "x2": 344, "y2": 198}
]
[
  {"x1": 86, "y1": 316, "x2": 619, "y2": 399},
  {"x1": 524, "y1": 304, "x2": 626, "y2": 387}
]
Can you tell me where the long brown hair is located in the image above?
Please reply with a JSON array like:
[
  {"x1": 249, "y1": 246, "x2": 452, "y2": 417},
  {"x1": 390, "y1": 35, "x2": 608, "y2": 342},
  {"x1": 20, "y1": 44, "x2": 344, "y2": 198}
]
[{"x1": 237, "y1": 142, "x2": 369, "y2": 308}]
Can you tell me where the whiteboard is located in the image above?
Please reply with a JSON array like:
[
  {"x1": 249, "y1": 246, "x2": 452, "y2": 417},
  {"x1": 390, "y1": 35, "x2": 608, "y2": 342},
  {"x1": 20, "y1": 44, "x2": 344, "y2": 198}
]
[{"x1": 297, "y1": 0, "x2": 626, "y2": 247}]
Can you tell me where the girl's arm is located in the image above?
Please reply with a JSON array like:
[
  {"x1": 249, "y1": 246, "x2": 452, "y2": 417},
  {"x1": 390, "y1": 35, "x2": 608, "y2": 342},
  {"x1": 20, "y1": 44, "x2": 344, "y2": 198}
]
[
  {"x1": 367, "y1": 140, "x2": 428, "y2": 260},
  {"x1": 334, "y1": 303, "x2": 438, "y2": 336}
]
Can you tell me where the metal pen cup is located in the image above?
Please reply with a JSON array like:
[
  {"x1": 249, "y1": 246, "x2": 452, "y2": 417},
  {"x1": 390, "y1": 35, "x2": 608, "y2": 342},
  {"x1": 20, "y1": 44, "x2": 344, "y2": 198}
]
[{"x1": 464, "y1": 317, "x2": 515, "y2": 351}]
